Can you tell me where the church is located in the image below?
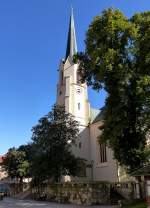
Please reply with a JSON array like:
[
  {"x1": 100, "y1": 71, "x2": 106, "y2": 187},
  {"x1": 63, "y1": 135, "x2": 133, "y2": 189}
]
[{"x1": 56, "y1": 10, "x2": 120, "y2": 182}]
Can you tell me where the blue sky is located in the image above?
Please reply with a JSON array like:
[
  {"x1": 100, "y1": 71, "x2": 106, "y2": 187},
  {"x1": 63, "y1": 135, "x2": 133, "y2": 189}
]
[{"x1": 0, "y1": 0, "x2": 150, "y2": 155}]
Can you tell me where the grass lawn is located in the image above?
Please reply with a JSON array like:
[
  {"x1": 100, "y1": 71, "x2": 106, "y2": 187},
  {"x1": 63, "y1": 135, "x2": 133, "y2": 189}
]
[{"x1": 122, "y1": 201, "x2": 147, "y2": 208}]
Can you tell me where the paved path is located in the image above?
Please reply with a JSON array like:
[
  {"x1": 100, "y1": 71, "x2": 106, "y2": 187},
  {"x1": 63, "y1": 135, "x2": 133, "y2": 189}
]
[{"x1": 0, "y1": 198, "x2": 116, "y2": 208}]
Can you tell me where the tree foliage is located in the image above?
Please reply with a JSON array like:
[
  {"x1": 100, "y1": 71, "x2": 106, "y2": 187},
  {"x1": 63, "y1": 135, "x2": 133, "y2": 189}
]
[
  {"x1": 3, "y1": 105, "x2": 80, "y2": 184},
  {"x1": 3, "y1": 147, "x2": 30, "y2": 182},
  {"x1": 31, "y1": 105, "x2": 79, "y2": 183},
  {"x1": 74, "y1": 8, "x2": 150, "y2": 171},
  {"x1": 18, "y1": 144, "x2": 34, "y2": 163}
]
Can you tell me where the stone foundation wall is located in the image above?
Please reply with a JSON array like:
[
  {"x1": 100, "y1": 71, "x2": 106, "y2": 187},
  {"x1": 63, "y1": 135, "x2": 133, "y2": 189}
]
[
  {"x1": 32, "y1": 182, "x2": 111, "y2": 205},
  {"x1": 111, "y1": 182, "x2": 136, "y2": 199},
  {"x1": 31, "y1": 182, "x2": 138, "y2": 205}
]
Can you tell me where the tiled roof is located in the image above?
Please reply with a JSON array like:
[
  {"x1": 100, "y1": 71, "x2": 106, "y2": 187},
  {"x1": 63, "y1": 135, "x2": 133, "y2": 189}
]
[
  {"x1": 0, "y1": 156, "x2": 5, "y2": 164},
  {"x1": 90, "y1": 107, "x2": 105, "y2": 124}
]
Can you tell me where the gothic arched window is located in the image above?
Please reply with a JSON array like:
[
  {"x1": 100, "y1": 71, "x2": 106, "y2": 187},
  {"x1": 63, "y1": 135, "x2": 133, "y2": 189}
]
[
  {"x1": 61, "y1": 71, "x2": 63, "y2": 85},
  {"x1": 77, "y1": 71, "x2": 82, "y2": 84},
  {"x1": 99, "y1": 143, "x2": 107, "y2": 163},
  {"x1": 78, "y1": 103, "x2": 81, "y2": 110}
]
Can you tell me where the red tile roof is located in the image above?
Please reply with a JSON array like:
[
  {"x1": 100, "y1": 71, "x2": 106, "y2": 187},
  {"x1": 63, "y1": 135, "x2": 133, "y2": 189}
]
[{"x1": 0, "y1": 156, "x2": 5, "y2": 164}]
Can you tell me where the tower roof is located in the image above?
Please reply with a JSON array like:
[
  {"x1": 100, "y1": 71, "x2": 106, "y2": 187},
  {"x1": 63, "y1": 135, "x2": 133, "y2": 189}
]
[{"x1": 65, "y1": 8, "x2": 77, "y2": 61}]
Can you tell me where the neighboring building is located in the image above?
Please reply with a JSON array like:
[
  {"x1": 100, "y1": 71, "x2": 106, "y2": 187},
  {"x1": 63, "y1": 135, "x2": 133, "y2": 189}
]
[
  {"x1": 0, "y1": 156, "x2": 7, "y2": 180},
  {"x1": 56, "y1": 10, "x2": 119, "y2": 182}
]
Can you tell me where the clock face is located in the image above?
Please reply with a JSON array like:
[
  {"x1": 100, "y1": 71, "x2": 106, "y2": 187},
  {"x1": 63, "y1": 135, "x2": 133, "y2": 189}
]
[{"x1": 76, "y1": 88, "x2": 82, "y2": 94}]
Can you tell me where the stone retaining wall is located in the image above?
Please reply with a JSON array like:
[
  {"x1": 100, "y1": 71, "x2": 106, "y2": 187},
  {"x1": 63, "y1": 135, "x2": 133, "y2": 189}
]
[
  {"x1": 31, "y1": 181, "x2": 140, "y2": 205},
  {"x1": 32, "y1": 182, "x2": 111, "y2": 205}
]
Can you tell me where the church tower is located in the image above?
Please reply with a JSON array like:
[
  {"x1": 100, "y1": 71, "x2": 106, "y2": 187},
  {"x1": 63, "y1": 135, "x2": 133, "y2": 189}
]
[
  {"x1": 55, "y1": 9, "x2": 119, "y2": 182},
  {"x1": 56, "y1": 9, "x2": 90, "y2": 127}
]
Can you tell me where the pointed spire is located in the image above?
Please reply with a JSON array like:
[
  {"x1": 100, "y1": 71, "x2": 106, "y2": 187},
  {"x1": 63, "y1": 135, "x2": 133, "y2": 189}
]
[{"x1": 65, "y1": 8, "x2": 77, "y2": 61}]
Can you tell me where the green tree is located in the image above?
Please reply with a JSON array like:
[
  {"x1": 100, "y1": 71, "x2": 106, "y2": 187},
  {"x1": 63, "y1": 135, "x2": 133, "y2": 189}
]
[
  {"x1": 31, "y1": 105, "x2": 79, "y2": 183},
  {"x1": 18, "y1": 143, "x2": 34, "y2": 164},
  {"x1": 74, "y1": 8, "x2": 150, "y2": 171},
  {"x1": 3, "y1": 148, "x2": 30, "y2": 182}
]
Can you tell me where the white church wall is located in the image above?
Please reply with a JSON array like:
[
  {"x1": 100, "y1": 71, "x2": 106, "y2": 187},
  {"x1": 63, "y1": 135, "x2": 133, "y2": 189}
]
[
  {"x1": 71, "y1": 126, "x2": 92, "y2": 181},
  {"x1": 90, "y1": 121, "x2": 119, "y2": 182},
  {"x1": 71, "y1": 127, "x2": 91, "y2": 162}
]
